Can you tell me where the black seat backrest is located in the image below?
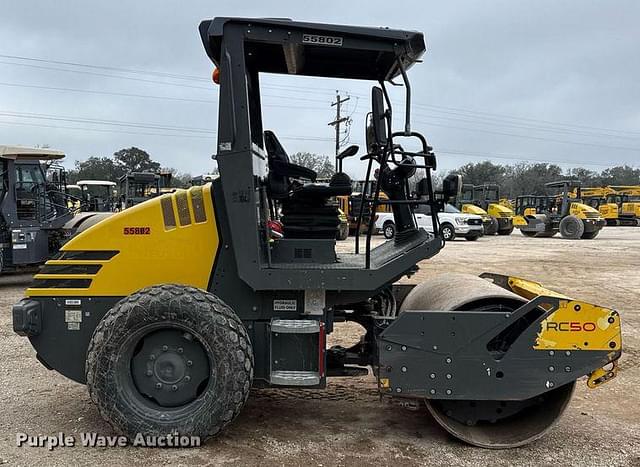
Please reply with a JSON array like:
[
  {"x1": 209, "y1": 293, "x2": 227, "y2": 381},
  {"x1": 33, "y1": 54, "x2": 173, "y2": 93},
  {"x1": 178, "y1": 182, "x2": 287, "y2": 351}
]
[
  {"x1": 264, "y1": 130, "x2": 317, "y2": 199},
  {"x1": 264, "y1": 130, "x2": 290, "y2": 165}
]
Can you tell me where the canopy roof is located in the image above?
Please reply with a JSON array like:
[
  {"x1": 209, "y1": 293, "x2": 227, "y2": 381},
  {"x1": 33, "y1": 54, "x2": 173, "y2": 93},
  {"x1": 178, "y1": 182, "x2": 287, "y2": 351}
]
[
  {"x1": 0, "y1": 145, "x2": 65, "y2": 161},
  {"x1": 546, "y1": 180, "x2": 582, "y2": 188},
  {"x1": 192, "y1": 174, "x2": 217, "y2": 181},
  {"x1": 200, "y1": 17, "x2": 425, "y2": 81},
  {"x1": 119, "y1": 172, "x2": 160, "y2": 183},
  {"x1": 77, "y1": 180, "x2": 116, "y2": 186}
]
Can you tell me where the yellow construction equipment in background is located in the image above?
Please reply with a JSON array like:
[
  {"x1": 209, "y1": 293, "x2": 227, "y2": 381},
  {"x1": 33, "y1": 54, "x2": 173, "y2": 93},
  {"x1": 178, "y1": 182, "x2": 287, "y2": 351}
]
[
  {"x1": 459, "y1": 183, "x2": 514, "y2": 235},
  {"x1": 611, "y1": 186, "x2": 640, "y2": 226},
  {"x1": 571, "y1": 186, "x2": 620, "y2": 225},
  {"x1": 514, "y1": 181, "x2": 605, "y2": 239}
]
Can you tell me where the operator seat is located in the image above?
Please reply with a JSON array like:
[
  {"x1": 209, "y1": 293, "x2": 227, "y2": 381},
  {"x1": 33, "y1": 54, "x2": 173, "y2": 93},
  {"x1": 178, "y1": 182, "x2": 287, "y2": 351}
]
[{"x1": 264, "y1": 130, "x2": 353, "y2": 239}]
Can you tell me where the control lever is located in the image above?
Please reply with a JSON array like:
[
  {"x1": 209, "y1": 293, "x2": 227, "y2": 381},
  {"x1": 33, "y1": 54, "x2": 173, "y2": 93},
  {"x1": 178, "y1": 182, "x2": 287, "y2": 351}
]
[
  {"x1": 336, "y1": 145, "x2": 359, "y2": 172},
  {"x1": 378, "y1": 155, "x2": 418, "y2": 243}
]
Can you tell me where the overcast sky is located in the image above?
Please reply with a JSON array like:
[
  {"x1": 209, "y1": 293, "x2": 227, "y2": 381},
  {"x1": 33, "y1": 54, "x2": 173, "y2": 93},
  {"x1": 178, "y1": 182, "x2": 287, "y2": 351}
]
[{"x1": 0, "y1": 1, "x2": 638, "y2": 178}]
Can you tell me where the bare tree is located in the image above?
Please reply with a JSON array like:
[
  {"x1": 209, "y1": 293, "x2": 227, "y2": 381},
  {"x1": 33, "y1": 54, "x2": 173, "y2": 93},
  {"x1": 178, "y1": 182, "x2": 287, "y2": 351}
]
[{"x1": 289, "y1": 152, "x2": 335, "y2": 179}]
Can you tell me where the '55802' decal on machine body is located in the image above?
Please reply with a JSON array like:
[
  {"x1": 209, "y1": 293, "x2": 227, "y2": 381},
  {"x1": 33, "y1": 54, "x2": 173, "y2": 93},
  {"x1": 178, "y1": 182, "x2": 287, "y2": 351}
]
[{"x1": 123, "y1": 227, "x2": 151, "y2": 235}]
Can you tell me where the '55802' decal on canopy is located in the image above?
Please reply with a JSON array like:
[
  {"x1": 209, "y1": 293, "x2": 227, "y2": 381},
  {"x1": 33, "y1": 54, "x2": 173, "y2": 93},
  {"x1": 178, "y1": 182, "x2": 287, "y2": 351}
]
[{"x1": 302, "y1": 34, "x2": 343, "y2": 46}]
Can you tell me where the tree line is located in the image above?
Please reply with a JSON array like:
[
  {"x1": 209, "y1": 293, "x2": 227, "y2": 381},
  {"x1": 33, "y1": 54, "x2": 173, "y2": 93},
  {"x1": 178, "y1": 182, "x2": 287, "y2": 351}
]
[
  {"x1": 66, "y1": 148, "x2": 334, "y2": 187},
  {"x1": 66, "y1": 147, "x2": 639, "y2": 198},
  {"x1": 66, "y1": 147, "x2": 194, "y2": 188},
  {"x1": 290, "y1": 153, "x2": 640, "y2": 198}
]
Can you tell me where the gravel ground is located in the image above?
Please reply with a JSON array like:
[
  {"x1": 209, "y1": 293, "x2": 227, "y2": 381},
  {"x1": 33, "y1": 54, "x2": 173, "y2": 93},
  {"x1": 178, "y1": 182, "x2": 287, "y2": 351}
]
[{"x1": 1, "y1": 227, "x2": 639, "y2": 466}]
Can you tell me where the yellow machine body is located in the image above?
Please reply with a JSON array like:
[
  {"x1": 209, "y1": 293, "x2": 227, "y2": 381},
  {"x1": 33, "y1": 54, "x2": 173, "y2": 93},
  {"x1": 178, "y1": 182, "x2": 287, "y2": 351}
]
[
  {"x1": 598, "y1": 203, "x2": 619, "y2": 220},
  {"x1": 499, "y1": 198, "x2": 514, "y2": 210},
  {"x1": 570, "y1": 187, "x2": 618, "y2": 221},
  {"x1": 569, "y1": 202, "x2": 603, "y2": 221},
  {"x1": 621, "y1": 202, "x2": 640, "y2": 218},
  {"x1": 462, "y1": 203, "x2": 490, "y2": 222},
  {"x1": 513, "y1": 215, "x2": 528, "y2": 226},
  {"x1": 489, "y1": 274, "x2": 622, "y2": 389},
  {"x1": 487, "y1": 202, "x2": 514, "y2": 219},
  {"x1": 27, "y1": 185, "x2": 219, "y2": 298},
  {"x1": 513, "y1": 206, "x2": 536, "y2": 226}
]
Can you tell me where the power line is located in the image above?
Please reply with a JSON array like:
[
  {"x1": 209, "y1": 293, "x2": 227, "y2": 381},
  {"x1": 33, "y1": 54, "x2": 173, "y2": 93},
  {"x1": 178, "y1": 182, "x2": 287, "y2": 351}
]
[
  {"x1": 0, "y1": 119, "x2": 216, "y2": 139},
  {"x1": 0, "y1": 81, "x2": 326, "y2": 111},
  {"x1": 3, "y1": 53, "x2": 639, "y2": 142},
  {"x1": 3, "y1": 52, "x2": 639, "y2": 139},
  {"x1": 4, "y1": 77, "x2": 638, "y2": 151},
  {"x1": 0, "y1": 60, "x2": 214, "y2": 90},
  {"x1": 343, "y1": 138, "x2": 634, "y2": 168},
  {"x1": 412, "y1": 109, "x2": 640, "y2": 141},
  {"x1": 0, "y1": 53, "x2": 356, "y2": 96},
  {"x1": 2, "y1": 115, "x2": 633, "y2": 169},
  {"x1": 408, "y1": 117, "x2": 640, "y2": 152},
  {"x1": 0, "y1": 53, "x2": 209, "y2": 81},
  {"x1": 413, "y1": 102, "x2": 640, "y2": 137},
  {"x1": 0, "y1": 57, "x2": 343, "y2": 101},
  {"x1": 4, "y1": 77, "x2": 639, "y2": 152},
  {"x1": 0, "y1": 110, "x2": 216, "y2": 134},
  {"x1": 0, "y1": 119, "x2": 334, "y2": 143},
  {"x1": 2, "y1": 53, "x2": 639, "y2": 169}
]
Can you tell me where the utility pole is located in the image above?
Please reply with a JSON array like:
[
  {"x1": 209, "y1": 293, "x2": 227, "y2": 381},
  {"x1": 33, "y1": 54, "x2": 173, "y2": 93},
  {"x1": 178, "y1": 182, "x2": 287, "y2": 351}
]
[{"x1": 328, "y1": 91, "x2": 351, "y2": 171}]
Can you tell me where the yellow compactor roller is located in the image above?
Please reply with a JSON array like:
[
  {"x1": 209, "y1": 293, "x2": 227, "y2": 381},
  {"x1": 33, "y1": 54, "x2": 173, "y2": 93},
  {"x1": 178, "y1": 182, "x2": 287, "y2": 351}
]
[
  {"x1": 514, "y1": 181, "x2": 605, "y2": 239},
  {"x1": 461, "y1": 183, "x2": 514, "y2": 235},
  {"x1": 12, "y1": 17, "x2": 622, "y2": 449}
]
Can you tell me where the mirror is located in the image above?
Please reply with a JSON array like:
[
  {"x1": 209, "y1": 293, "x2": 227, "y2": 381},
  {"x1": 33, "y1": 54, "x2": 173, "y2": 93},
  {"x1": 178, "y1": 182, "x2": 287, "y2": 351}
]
[
  {"x1": 371, "y1": 86, "x2": 388, "y2": 147},
  {"x1": 416, "y1": 178, "x2": 429, "y2": 197},
  {"x1": 365, "y1": 114, "x2": 375, "y2": 154},
  {"x1": 442, "y1": 174, "x2": 462, "y2": 200}
]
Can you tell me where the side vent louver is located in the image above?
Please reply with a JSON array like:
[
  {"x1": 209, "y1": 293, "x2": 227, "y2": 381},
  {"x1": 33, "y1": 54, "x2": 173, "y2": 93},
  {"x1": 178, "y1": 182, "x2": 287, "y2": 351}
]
[
  {"x1": 161, "y1": 196, "x2": 176, "y2": 230},
  {"x1": 191, "y1": 187, "x2": 207, "y2": 223},
  {"x1": 176, "y1": 191, "x2": 192, "y2": 226},
  {"x1": 161, "y1": 187, "x2": 208, "y2": 230}
]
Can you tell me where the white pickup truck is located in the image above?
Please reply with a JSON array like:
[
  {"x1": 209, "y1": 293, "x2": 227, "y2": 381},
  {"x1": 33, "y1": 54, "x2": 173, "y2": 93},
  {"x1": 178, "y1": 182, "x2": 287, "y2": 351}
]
[{"x1": 374, "y1": 203, "x2": 484, "y2": 241}]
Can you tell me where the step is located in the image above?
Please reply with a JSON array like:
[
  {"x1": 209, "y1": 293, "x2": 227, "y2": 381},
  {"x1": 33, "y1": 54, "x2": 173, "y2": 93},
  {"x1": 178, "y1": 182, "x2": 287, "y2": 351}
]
[
  {"x1": 271, "y1": 319, "x2": 320, "y2": 334},
  {"x1": 270, "y1": 370, "x2": 321, "y2": 386}
]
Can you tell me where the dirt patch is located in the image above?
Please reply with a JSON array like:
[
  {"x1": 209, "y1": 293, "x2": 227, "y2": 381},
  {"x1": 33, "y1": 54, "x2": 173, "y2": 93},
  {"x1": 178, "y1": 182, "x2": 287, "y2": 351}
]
[{"x1": 1, "y1": 228, "x2": 639, "y2": 466}]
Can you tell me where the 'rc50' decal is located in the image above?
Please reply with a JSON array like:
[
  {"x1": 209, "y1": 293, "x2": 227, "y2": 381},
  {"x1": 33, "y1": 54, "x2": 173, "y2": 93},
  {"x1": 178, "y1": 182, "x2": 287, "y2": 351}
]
[{"x1": 546, "y1": 321, "x2": 597, "y2": 332}]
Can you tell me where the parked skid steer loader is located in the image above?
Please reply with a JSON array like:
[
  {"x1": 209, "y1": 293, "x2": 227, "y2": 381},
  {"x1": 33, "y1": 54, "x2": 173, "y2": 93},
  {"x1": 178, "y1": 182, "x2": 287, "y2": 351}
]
[{"x1": 13, "y1": 18, "x2": 621, "y2": 448}]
